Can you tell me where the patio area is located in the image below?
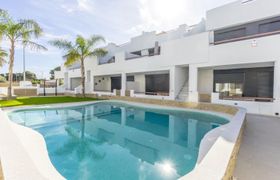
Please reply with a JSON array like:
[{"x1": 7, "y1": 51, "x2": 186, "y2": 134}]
[{"x1": 234, "y1": 114, "x2": 280, "y2": 180}]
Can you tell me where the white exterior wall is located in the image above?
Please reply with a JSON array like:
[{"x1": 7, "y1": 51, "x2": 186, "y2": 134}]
[
  {"x1": 94, "y1": 76, "x2": 111, "y2": 92},
  {"x1": 54, "y1": 71, "x2": 64, "y2": 79},
  {"x1": 89, "y1": 32, "x2": 209, "y2": 76},
  {"x1": 70, "y1": 77, "x2": 81, "y2": 90},
  {"x1": 54, "y1": 0, "x2": 280, "y2": 116},
  {"x1": 126, "y1": 74, "x2": 146, "y2": 93},
  {"x1": 206, "y1": 0, "x2": 280, "y2": 30},
  {"x1": 208, "y1": 35, "x2": 280, "y2": 66},
  {"x1": 198, "y1": 69, "x2": 213, "y2": 94}
]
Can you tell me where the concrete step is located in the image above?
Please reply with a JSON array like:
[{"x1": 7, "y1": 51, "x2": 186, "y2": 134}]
[
  {"x1": 176, "y1": 97, "x2": 188, "y2": 102},
  {"x1": 178, "y1": 95, "x2": 189, "y2": 98},
  {"x1": 179, "y1": 93, "x2": 189, "y2": 96},
  {"x1": 180, "y1": 89, "x2": 189, "y2": 93}
]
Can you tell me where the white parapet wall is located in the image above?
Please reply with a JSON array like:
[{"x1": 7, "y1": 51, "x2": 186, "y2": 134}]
[
  {"x1": 211, "y1": 93, "x2": 280, "y2": 116},
  {"x1": 37, "y1": 86, "x2": 65, "y2": 95},
  {"x1": 182, "y1": 107, "x2": 246, "y2": 180},
  {"x1": 93, "y1": 89, "x2": 117, "y2": 97}
]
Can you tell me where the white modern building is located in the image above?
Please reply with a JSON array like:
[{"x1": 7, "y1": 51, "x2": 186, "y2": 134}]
[{"x1": 55, "y1": 0, "x2": 280, "y2": 116}]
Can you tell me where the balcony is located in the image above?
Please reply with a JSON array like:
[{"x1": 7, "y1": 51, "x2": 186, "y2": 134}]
[{"x1": 125, "y1": 46, "x2": 161, "y2": 60}]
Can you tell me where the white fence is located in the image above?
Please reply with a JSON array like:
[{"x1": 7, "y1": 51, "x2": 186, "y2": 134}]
[
  {"x1": 0, "y1": 85, "x2": 66, "y2": 96},
  {"x1": 37, "y1": 86, "x2": 65, "y2": 95},
  {"x1": 0, "y1": 87, "x2": 8, "y2": 95}
]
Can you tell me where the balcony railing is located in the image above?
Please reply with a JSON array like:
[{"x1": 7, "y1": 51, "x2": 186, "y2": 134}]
[
  {"x1": 125, "y1": 47, "x2": 161, "y2": 60},
  {"x1": 98, "y1": 56, "x2": 115, "y2": 65},
  {"x1": 213, "y1": 30, "x2": 280, "y2": 45}
]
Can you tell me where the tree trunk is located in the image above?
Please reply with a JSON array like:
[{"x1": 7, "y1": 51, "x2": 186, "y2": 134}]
[
  {"x1": 80, "y1": 58, "x2": 85, "y2": 97},
  {"x1": 7, "y1": 40, "x2": 15, "y2": 99}
]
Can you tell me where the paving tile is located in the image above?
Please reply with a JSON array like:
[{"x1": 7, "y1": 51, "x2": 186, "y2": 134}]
[{"x1": 234, "y1": 114, "x2": 280, "y2": 180}]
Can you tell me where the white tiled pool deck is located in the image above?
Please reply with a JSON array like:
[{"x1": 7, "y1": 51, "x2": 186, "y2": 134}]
[{"x1": 234, "y1": 114, "x2": 280, "y2": 180}]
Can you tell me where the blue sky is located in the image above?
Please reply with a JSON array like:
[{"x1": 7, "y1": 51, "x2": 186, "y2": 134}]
[{"x1": 0, "y1": 0, "x2": 235, "y2": 79}]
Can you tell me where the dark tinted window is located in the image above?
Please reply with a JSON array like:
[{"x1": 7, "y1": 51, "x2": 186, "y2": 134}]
[
  {"x1": 111, "y1": 77, "x2": 121, "y2": 91},
  {"x1": 145, "y1": 74, "x2": 169, "y2": 94},
  {"x1": 127, "y1": 76, "x2": 134, "y2": 82},
  {"x1": 259, "y1": 20, "x2": 280, "y2": 33},
  {"x1": 215, "y1": 28, "x2": 246, "y2": 42},
  {"x1": 214, "y1": 16, "x2": 280, "y2": 44},
  {"x1": 214, "y1": 67, "x2": 274, "y2": 98}
]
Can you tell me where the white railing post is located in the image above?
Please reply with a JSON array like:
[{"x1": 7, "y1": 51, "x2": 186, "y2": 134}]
[
  {"x1": 130, "y1": 90, "x2": 135, "y2": 97},
  {"x1": 113, "y1": 89, "x2": 117, "y2": 96},
  {"x1": 211, "y1": 92, "x2": 220, "y2": 103},
  {"x1": 36, "y1": 84, "x2": 40, "y2": 95}
]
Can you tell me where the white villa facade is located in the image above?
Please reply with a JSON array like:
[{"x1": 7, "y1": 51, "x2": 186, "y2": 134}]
[{"x1": 55, "y1": 0, "x2": 280, "y2": 116}]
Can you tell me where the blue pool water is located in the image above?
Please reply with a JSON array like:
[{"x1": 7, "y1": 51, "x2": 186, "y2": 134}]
[{"x1": 8, "y1": 101, "x2": 228, "y2": 180}]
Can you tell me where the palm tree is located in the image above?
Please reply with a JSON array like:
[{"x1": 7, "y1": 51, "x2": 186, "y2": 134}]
[
  {"x1": 0, "y1": 48, "x2": 7, "y2": 67},
  {"x1": 0, "y1": 9, "x2": 47, "y2": 98},
  {"x1": 49, "y1": 35, "x2": 107, "y2": 97}
]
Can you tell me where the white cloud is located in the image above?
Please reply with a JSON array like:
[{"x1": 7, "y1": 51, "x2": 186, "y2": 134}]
[
  {"x1": 43, "y1": 32, "x2": 71, "y2": 40},
  {"x1": 125, "y1": 0, "x2": 235, "y2": 36},
  {"x1": 60, "y1": 0, "x2": 94, "y2": 13},
  {"x1": 77, "y1": 0, "x2": 93, "y2": 12},
  {"x1": 124, "y1": 0, "x2": 201, "y2": 36}
]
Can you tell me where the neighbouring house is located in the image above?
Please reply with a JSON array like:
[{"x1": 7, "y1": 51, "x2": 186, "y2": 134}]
[{"x1": 55, "y1": 0, "x2": 280, "y2": 116}]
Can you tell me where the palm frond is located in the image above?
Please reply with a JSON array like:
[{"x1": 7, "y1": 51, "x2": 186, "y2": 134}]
[
  {"x1": 22, "y1": 40, "x2": 47, "y2": 51},
  {"x1": 49, "y1": 39, "x2": 73, "y2": 50},
  {"x1": 19, "y1": 19, "x2": 43, "y2": 38},
  {"x1": 0, "y1": 48, "x2": 7, "y2": 67},
  {"x1": 76, "y1": 35, "x2": 86, "y2": 46},
  {"x1": 87, "y1": 35, "x2": 105, "y2": 47},
  {"x1": 7, "y1": 23, "x2": 23, "y2": 38},
  {"x1": 0, "y1": 9, "x2": 11, "y2": 22},
  {"x1": 64, "y1": 50, "x2": 81, "y2": 67},
  {"x1": 87, "y1": 48, "x2": 107, "y2": 58},
  {"x1": 0, "y1": 24, "x2": 8, "y2": 40},
  {"x1": 0, "y1": 58, "x2": 7, "y2": 67}
]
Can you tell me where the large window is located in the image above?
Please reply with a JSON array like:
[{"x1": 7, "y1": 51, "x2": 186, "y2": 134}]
[
  {"x1": 215, "y1": 28, "x2": 246, "y2": 42},
  {"x1": 214, "y1": 67, "x2": 274, "y2": 99},
  {"x1": 259, "y1": 20, "x2": 280, "y2": 33},
  {"x1": 127, "y1": 76, "x2": 135, "y2": 82},
  {"x1": 145, "y1": 74, "x2": 169, "y2": 96}
]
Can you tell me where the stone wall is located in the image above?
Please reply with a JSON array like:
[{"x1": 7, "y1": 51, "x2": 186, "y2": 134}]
[
  {"x1": 81, "y1": 94, "x2": 238, "y2": 115},
  {"x1": 199, "y1": 93, "x2": 211, "y2": 103},
  {"x1": 222, "y1": 118, "x2": 246, "y2": 180},
  {"x1": 0, "y1": 161, "x2": 3, "y2": 180},
  {"x1": 13, "y1": 88, "x2": 37, "y2": 96}
]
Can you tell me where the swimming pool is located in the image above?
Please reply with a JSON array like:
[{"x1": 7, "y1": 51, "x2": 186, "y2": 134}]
[{"x1": 8, "y1": 101, "x2": 229, "y2": 180}]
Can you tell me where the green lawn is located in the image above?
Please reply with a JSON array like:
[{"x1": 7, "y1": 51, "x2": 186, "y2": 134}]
[{"x1": 0, "y1": 96, "x2": 100, "y2": 107}]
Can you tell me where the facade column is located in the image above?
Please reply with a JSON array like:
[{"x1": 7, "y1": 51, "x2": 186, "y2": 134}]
[
  {"x1": 92, "y1": 75, "x2": 95, "y2": 92},
  {"x1": 64, "y1": 72, "x2": 69, "y2": 90},
  {"x1": 121, "y1": 72, "x2": 126, "y2": 96},
  {"x1": 169, "y1": 67, "x2": 176, "y2": 100},
  {"x1": 273, "y1": 60, "x2": 280, "y2": 116},
  {"x1": 188, "y1": 65, "x2": 199, "y2": 102},
  {"x1": 274, "y1": 60, "x2": 280, "y2": 101}
]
